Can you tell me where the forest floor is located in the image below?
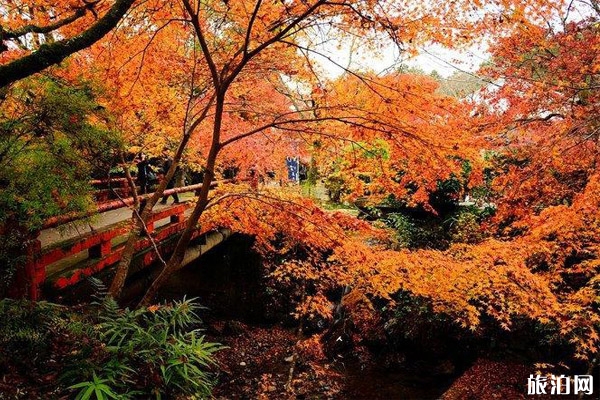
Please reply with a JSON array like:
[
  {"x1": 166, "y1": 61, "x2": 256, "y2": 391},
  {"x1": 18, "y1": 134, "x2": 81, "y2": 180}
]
[
  {"x1": 206, "y1": 319, "x2": 454, "y2": 400},
  {"x1": 1, "y1": 298, "x2": 595, "y2": 399},
  {"x1": 205, "y1": 318, "x2": 584, "y2": 400}
]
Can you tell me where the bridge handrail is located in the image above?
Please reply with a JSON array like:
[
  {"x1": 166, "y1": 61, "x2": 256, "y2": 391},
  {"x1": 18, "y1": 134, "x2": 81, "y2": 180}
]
[
  {"x1": 90, "y1": 177, "x2": 129, "y2": 187},
  {"x1": 42, "y1": 180, "x2": 230, "y2": 230}
]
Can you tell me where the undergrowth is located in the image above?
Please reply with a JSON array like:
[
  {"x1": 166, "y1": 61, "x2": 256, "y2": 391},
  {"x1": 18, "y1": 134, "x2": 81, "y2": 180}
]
[{"x1": 0, "y1": 279, "x2": 222, "y2": 399}]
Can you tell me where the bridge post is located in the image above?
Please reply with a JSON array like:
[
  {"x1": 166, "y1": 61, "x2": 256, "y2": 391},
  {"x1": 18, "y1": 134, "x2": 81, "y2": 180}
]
[
  {"x1": 145, "y1": 221, "x2": 155, "y2": 234},
  {"x1": 25, "y1": 236, "x2": 43, "y2": 301},
  {"x1": 6, "y1": 230, "x2": 43, "y2": 301}
]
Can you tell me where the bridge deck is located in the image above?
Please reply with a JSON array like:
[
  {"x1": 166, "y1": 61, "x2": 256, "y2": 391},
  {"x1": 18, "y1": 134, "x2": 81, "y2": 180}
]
[{"x1": 39, "y1": 193, "x2": 196, "y2": 248}]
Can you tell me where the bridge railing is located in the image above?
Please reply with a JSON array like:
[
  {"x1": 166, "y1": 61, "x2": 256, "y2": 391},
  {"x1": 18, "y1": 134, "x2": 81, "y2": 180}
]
[
  {"x1": 43, "y1": 180, "x2": 228, "y2": 229},
  {"x1": 90, "y1": 178, "x2": 131, "y2": 202},
  {"x1": 12, "y1": 180, "x2": 232, "y2": 300},
  {"x1": 21, "y1": 203, "x2": 193, "y2": 300},
  {"x1": 49, "y1": 203, "x2": 193, "y2": 293},
  {"x1": 90, "y1": 177, "x2": 129, "y2": 188}
]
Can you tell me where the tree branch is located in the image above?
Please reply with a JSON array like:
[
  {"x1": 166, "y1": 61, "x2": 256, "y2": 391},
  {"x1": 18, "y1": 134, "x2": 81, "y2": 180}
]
[
  {"x1": 243, "y1": 0, "x2": 263, "y2": 56},
  {"x1": 181, "y1": 0, "x2": 221, "y2": 89},
  {"x1": 2, "y1": 8, "x2": 86, "y2": 41},
  {"x1": 0, "y1": 0, "x2": 136, "y2": 88}
]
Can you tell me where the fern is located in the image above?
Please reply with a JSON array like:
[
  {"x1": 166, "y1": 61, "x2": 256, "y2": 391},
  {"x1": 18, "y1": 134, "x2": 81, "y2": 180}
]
[
  {"x1": 88, "y1": 277, "x2": 120, "y2": 319},
  {"x1": 89, "y1": 277, "x2": 109, "y2": 298},
  {"x1": 66, "y1": 295, "x2": 223, "y2": 398}
]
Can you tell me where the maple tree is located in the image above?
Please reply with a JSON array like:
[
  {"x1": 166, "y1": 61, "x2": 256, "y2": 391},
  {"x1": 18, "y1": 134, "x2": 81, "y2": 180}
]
[
  {"x1": 331, "y1": 5, "x2": 600, "y2": 364},
  {"x1": 195, "y1": 1, "x2": 600, "y2": 364},
  {"x1": 104, "y1": 0, "x2": 563, "y2": 304},
  {"x1": 312, "y1": 72, "x2": 479, "y2": 208},
  {"x1": 4, "y1": 0, "x2": 600, "y2": 390},
  {"x1": 474, "y1": 15, "x2": 600, "y2": 225},
  {"x1": 394, "y1": 5, "x2": 600, "y2": 360},
  {"x1": 462, "y1": 17, "x2": 600, "y2": 367}
]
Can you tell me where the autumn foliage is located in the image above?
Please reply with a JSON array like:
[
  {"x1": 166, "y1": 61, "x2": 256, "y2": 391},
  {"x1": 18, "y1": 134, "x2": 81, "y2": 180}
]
[{"x1": 2, "y1": 0, "x2": 600, "y2": 388}]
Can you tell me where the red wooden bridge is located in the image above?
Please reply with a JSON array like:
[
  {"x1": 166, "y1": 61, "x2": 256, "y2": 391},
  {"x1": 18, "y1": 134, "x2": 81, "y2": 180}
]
[{"x1": 10, "y1": 181, "x2": 232, "y2": 301}]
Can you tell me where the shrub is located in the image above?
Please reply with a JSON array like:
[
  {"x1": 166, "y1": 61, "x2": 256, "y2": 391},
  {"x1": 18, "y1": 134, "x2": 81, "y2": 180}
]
[
  {"x1": 0, "y1": 295, "x2": 222, "y2": 398},
  {"x1": 0, "y1": 299, "x2": 61, "y2": 366},
  {"x1": 447, "y1": 210, "x2": 484, "y2": 244},
  {"x1": 65, "y1": 294, "x2": 223, "y2": 399},
  {"x1": 324, "y1": 174, "x2": 347, "y2": 203},
  {"x1": 383, "y1": 213, "x2": 414, "y2": 248},
  {"x1": 69, "y1": 374, "x2": 119, "y2": 400},
  {"x1": 0, "y1": 228, "x2": 27, "y2": 297}
]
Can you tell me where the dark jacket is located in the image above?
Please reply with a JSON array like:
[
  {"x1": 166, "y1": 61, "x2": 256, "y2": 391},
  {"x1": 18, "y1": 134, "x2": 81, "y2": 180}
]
[{"x1": 162, "y1": 158, "x2": 179, "y2": 189}]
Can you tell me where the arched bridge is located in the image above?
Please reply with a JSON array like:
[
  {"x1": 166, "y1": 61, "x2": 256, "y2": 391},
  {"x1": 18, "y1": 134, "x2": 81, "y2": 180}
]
[{"x1": 10, "y1": 180, "x2": 233, "y2": 301}]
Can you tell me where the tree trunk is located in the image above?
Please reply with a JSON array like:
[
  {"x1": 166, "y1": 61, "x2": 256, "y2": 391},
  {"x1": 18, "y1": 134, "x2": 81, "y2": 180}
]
[
  {"x1": 138, "y1": 94, "x2": 225, "y2": 306},
  {"x1": 137, "y1": 167, "x2": 215, "y2": 306},
  {"x1": 108, "y1": 90, "x2": 215, "y2": 300},
  {"x1": 108, "y1": 133, "x2": 192, "y2": 299}
]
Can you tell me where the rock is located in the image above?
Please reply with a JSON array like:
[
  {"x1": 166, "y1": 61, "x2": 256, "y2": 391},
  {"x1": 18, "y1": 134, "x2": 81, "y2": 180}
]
[
  {"x1": 239, "y1": 361, "x2": 247, "y2": 367},
  {"x1": 284, "y1": 356, "x2": 294, "y2": 363}
]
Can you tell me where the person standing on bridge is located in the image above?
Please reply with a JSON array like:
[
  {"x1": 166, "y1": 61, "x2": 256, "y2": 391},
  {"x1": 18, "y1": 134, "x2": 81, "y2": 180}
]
[
  {"x1": 160, "y1": 154, "x2": 180, "y2": 205},
  {"x1": 136, "y1": 153, "x2": 150, "y2": 195}
]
